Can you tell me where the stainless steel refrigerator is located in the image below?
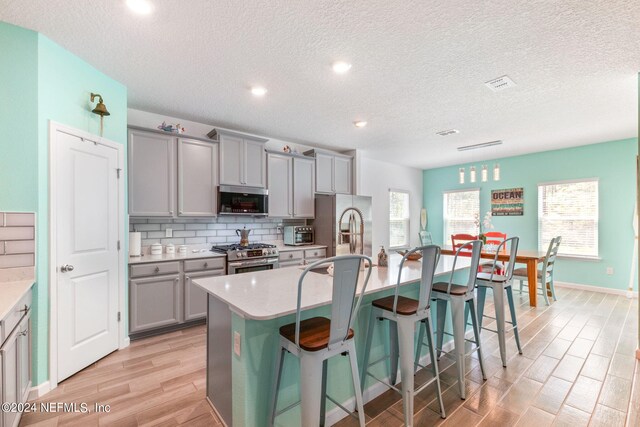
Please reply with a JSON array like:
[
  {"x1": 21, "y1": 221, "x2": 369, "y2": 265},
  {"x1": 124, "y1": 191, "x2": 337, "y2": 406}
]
[{"x1": 312, "y1": 194, "x2": 372, "y2": 257}]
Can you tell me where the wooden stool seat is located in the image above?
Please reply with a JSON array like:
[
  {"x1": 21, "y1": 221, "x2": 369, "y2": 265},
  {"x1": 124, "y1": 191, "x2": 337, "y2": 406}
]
[
  {"x1": 279, "y1": 317, "x2": 354, "y2": 352},
  {"x1": 432, "y1": 282, "x2": 468, "y2": 296},
  {"x1": 512, "y1": 267, "x2": 543, "y2": 278},
  {"x1": 476, "y1": 272, "x2": 508, "y2": 282},
  {"x1": 371, "y1": 295, "x2": 419, "y2": 315}
]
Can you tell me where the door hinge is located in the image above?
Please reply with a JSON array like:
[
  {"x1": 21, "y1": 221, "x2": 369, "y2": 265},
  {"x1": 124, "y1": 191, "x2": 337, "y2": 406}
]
[
  {"x1": 117, "y1": 312, "x2": 121, "y2": 322},
  {"x1": 116, "y1": 168, "x2": 122, "y2": 179},
  {"x1": 117, "y1": 240, "x2": 121, "y2": 251}
]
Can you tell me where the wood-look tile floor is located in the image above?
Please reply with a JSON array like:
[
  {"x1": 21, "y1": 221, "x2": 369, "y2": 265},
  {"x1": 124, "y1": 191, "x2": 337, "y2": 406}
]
[
  {"x1": 19, "y1": 325, "x2": 222, "y2": 427},
  {"x1": 335, "y1": 287, "x2": 639, "y2": 427},
  {"x1": 18, "y1": 287, "x2": 639, "y2": 427}
]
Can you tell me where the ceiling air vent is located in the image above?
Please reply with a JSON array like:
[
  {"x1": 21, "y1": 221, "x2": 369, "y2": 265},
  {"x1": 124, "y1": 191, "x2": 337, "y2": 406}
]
[
  {"x1": 436, "y1": 129, "x2": 459, "y2": 136},
  {"x1": 485, "y1": 75, "x2": 516, "y2": 92}
]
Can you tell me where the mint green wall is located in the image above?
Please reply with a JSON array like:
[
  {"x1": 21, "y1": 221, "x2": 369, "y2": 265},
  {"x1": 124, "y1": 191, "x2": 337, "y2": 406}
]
[
  {"x1": 0, "y1": 23, "x2": 38, "y2": 210},
  {"x1": 423, "y1": 138, "x2": 638, "y2": 290},
  {"x1": 0, "y1": 21, "x2": 127, "y2": 386}
]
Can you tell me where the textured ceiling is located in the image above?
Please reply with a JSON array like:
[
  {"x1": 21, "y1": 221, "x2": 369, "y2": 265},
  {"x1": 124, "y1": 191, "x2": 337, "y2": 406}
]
[{"x1": 1, "y1": 0, "x2": 638, "y2": 168}]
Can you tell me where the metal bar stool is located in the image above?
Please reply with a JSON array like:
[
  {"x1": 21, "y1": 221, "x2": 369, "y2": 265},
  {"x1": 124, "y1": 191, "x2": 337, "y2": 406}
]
[
  {"x1": 432, "y1": 240, "x2": 486, "y2": 399},
  {"x1": 360, "y1": 245, "x2": 446, "y2": 426},
  {"x1": 475, "y1": 236, "x2": 522, "y2": 367},
  {"x1": 513, "y1": 236, "x2": 562, "y2": 305},
  {"x1": 269, "y1": 255, "x2": 373, "y2": 427}
]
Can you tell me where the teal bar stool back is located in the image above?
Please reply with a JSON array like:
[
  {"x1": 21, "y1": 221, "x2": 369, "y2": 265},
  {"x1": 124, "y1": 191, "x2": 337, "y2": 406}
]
[
  {"x1": 269, "y1": 255, "x2": 372, "y2": 427},
  {"x1": 432, "y1": 240, "x2": 487, "y2": 399},
  {"x1": 360, "y1": 245, "x2": 446, "y2": 426},
  {"x1": 475, "y1": 236, "x2": 522, "y2": 367}
]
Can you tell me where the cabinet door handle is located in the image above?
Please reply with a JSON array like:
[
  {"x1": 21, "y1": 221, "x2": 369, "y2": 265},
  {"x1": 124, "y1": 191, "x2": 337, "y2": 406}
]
[
  {"x1": 19, "y1": 304, "x2": 28, "y2": 314},
  {"x1": 169, "y1": 210, "x2": 174, "y2": 215},
  {"x1": 154, "y1": 267, "x2": 160, "y2": 273},
  {"x1": 204, "y1": 262, "x2": 209, "y2": 268},
  {"x1": 289, "y1": 254, "x2": 294, "y2": 259}
]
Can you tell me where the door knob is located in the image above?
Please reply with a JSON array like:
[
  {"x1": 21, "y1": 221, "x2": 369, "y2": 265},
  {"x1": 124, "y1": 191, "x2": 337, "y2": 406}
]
[{"x1": 60, "y1": 264, "x2": 74, "y2": 273}]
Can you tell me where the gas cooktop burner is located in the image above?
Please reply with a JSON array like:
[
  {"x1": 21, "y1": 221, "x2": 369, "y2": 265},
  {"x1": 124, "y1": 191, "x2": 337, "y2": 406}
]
[{"x1": 210, "y1": 243, "x2": 277, "y2": 253}]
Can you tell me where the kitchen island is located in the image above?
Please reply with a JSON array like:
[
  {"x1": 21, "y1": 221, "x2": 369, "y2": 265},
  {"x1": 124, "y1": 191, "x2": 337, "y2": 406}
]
[{"x1": 194, "y1": 253, "x2": 471, "y2": 426}]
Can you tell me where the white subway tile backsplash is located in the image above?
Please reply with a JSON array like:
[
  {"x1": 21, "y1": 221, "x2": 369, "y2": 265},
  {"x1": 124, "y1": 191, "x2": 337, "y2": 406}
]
[
  {"x1": 173, "y1": 231, "x2": 196, "y2": 238},
  {"x1": 5, "y1": 240, "x2": 35, "y2": 254},
  {"x1": 160, "y1": 238, "x2": 185, "y2": 245},
  {"x1": 0, "y1": 227, "x2": 35, "y2": 240},
  {"x1": 146, "y1": 231, "x2": 166, "y2": 239},
  {"x1": 207, "y1": 236, "x2": 228, "y2": 243},
  {"x1": 185, "y1": 224, "x2": 207, "y2": 230},
  {"x1": 217, "y1": 230, "x2": 238, "y2": 237},
  {"x1": 196, "y1": 230, "x2": 218, "y2": 237},
  {"x1": 162, "y1": 223, "x2": 185, "y2": 231},
  {"x1": 133, "y1": 224, "x2": 161, "y2": 232},
  {"x1": 207, "y1": 224, "x2": 227, "y2": 230},
  {"x1": 5, "y1": 213, "x2": 35, "y2": 227},
  {"x1": 0, "y1": 254, "x2": 34, "y2": 269},
  {"x1": 184, "y1": 237, "x2": 207, "y2": 244}
]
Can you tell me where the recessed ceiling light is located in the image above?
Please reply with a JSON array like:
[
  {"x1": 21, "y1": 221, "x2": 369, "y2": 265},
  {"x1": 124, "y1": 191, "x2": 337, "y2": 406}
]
[
  {"x1": 353, "y1": 121, "x2": 367, "y2": 128},
  {"x1": 126, "y1": 0, "x2": 153, "y2": 15},
  {"x1": 250, "y1": 86, "x2": 267, "y2": 97},
  {"x1": 332, "y1": 61, "x2": 352, "y2": 74}
]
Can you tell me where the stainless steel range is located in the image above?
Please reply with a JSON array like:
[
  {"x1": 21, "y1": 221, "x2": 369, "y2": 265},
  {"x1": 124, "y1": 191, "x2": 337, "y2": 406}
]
[{"x1": 211, "y1": 243, "x2": 279, "y2": 275}]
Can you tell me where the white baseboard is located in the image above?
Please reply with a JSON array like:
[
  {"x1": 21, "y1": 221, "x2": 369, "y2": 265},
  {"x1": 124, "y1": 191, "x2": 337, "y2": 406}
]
[
  {"x1": 325, "y1": 338, "x2": 458, "y2": 425},
  {"x1": 28, "y1": 381, "x2": 51, "y2": 400},
  {"x1": 120, "y1": 336, "x2": 130, "y2": 350},
  {"x1": 554, "y1": 281, "x2": 638, "y2": 298}
]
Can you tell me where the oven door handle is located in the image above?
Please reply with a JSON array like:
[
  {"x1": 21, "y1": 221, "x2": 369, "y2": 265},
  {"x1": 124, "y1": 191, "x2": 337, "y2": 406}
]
[{"x1": 229, "y1": 258, "x2": 278, "y2": 267}]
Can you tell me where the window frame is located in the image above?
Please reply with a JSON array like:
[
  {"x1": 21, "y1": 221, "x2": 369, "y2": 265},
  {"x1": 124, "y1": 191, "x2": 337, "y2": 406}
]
[
  {"x1": 442, "y1": 188, "x2": 480, "y2": 244},
  {"x1": 537, "y1": 178, "x2": 599, "y2": 259},
  {"x1": 389, "y1": 188, "x2": 411, "y2": 250}
]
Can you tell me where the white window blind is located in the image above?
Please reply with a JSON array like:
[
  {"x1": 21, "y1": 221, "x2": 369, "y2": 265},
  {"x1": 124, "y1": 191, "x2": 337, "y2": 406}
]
[
  {"x1": 443, "y1": 189, "x2": 480, "y2": 242},
  {"x1": 389, "y1": 190, "x2": 410, "y2": 249},
  {"x1": 538, "y1": 179, "x2": 598, "y2": 257}
]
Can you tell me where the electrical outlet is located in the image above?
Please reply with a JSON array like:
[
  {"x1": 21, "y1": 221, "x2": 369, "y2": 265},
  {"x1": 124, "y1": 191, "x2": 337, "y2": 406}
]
[
  {"x1": 234, "y1": 331, "x2": 241, "y2": 357},
  {"x1": 606, "y1": 267, "x2": 614, "y2": 275},
  {"x1": 165, "y1": 228, "x2": 173, "y2": 238}
]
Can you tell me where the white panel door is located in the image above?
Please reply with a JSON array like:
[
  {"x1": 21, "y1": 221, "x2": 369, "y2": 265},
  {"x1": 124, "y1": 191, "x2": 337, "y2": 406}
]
[
  {"x1": 293, "y1": 157, "x2": 315, "y2": 218},
  {"x1": 55, "y1": 130, "x2": 119, "y2": 381},
  {"x1": 267, "y1": 153, "x2": 292, "y2": 218},
  {"x1": 315, "y1": 153, "x2": 334, "y2": 193},
  {"x1": 334, "y1": 156, "x2": 352, "y2": 194},
  {"x1": 244, "y1": 139, "x2": 266, "y2": 187}
]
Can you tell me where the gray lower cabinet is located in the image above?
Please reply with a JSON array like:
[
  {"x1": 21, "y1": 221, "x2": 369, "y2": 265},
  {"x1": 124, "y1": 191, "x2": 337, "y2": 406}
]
[
  {"x1": 129, "y1": 258, "x2": 226, "y2": 335},
  {"x1": 184, "y1": 269, "x2": 224, "y2": 321},
  {"x1": 129, "y1": 274, "x2": 182, "y2": 333},
  {"x1": 1, "y1": 291, "x2": 32, "y2": 427}
]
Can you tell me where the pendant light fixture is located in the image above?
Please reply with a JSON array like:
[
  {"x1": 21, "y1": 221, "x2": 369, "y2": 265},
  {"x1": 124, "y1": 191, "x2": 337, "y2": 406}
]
[
  {"x1": 481, "y1": 165, "x2": 488, "y2": 182},
  {"x1": 493, "y1": 163, "x2": 501, "y2": 181},
  {"x1": 459, "y1": 167, "x2": 465, "y2": 184},
  {"x1": 470, "y1": 166, "x2": 477, "y2": 183}
]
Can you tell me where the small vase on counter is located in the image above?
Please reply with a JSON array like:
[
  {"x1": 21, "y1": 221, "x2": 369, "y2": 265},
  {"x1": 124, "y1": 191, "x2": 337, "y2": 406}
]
[{"x1": 377, "y1": 246, "x2": 388, "y2": 267}]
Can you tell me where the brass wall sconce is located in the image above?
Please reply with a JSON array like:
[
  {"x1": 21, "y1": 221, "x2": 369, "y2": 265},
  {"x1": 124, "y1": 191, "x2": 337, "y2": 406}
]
[{"x1": 90, "y1": 92, "x2": 110, "y2": 136}]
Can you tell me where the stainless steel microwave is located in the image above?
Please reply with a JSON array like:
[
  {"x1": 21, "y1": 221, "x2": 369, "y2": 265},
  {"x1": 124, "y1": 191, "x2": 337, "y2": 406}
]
[
  {"x1": 218, "y1": 185, "x2": 268, "y2": 216},
  {"x1": 284, "y1": 226, "x2": 314, "y2": 246}
]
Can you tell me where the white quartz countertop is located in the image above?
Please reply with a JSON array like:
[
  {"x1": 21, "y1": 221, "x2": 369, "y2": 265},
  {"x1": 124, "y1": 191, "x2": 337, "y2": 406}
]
[
  {"x1": 0, "y1": 279, "x2": 34, "y2": 320},
  {"x1": 128, "y1": 250, "x2": 226, "y2": 265},
  {"x1": 277, "y1": 244, "x2": 327, "y2": 252},
  {"x1": 194, "y1": 254, "x2": 471, "y2": 320}
]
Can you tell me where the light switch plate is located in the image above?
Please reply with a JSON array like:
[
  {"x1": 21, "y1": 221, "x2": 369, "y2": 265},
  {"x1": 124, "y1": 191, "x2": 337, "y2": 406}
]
[
  {"x1": 234, "y1": 331, "x2": 241, "y2": 357},
  {"x1": 606, "y1": 267, "x2": 614, "y2": 275},
  {"x1": 165, "y1": 228, "x2": 173, "y2": 238}
]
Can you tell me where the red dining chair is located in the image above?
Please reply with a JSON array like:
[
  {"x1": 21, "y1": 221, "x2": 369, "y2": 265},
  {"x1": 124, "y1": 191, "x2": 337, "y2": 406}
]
[
  {"x1": 480, "y1": 232, "x2": 507, "y2": 274},
  {"x1": 451, "y1": 234, "x2": 478, "y2": 252}
]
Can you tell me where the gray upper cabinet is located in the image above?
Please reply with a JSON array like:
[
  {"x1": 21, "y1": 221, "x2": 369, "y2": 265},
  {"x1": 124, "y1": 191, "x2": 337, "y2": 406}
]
[
  {"x1": 267, "y1": 153, "x2": 315, "y2": 219},
  {"x1": 178, "y1": 138, "x2": 218, "y2": 216},
  {"x1": 293, "y1": 157, "x2": 315, "y2": 218},
  {"x1": 267, "y1": 153, "x2": 293, "y2": 218},
  {"x1": 304, "y1": 149, "x2": 353, "y2": 195},
  {"x1": 128, "y1": 129, "x2": 176, "y2": 216},
  {"x1": 218, "y1": 130, "x2": 267, "y2": 188},
  {"x1": 333, "y1": 155, "x2": 352, "y2": 194},
  {"x1": 315, "y1": 152, "x2": 334, "y2": 193}
]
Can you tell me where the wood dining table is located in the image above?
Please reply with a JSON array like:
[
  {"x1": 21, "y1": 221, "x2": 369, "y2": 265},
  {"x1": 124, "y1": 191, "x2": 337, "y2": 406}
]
[{"x1": 440, "y1": 246, "x2": 548, "y2": 307}]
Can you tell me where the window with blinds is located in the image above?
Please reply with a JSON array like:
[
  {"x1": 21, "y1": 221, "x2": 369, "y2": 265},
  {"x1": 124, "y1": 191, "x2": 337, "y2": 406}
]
[
  {"x1": 538, "y1": 179, "x2": 599, "y2": 257},
  {"x1": 443, "y1": 189, "x2": 480, "y2": 242},
  {"x1": 389, "y1": 190, "x2": 410, "y2": 249}
]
